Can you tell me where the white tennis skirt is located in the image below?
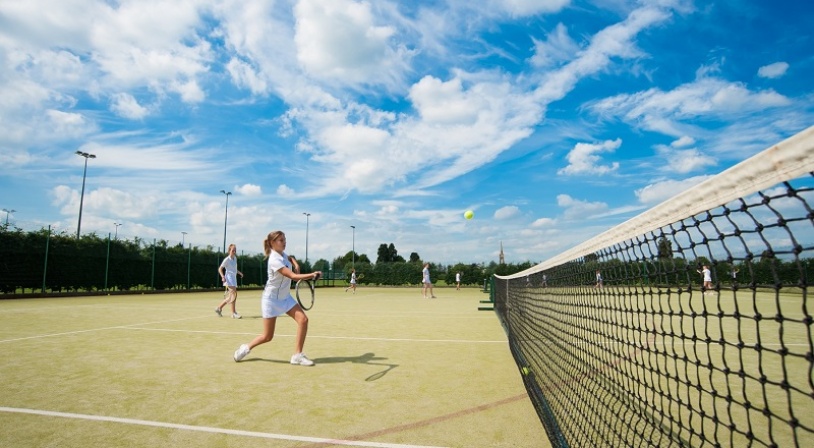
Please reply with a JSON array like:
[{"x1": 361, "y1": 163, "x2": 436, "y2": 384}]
[{"x1": 260, "y1": 294, "x2": 297, "y2": 318}]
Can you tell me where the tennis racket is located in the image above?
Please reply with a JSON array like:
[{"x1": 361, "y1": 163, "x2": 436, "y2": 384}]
[
  {"x1": 356, "y1": 273, "x2": 364, "y2": 280},
  {"x1": 295, "y1": 272, "x2": 321, "y2": 310}
]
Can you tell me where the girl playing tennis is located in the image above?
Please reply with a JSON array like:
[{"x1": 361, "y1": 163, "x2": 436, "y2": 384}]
[
  {"x1": 233, "y1": 230, "x2": 321, "y2": 366},
  {"x1": 697, "y1": 265, "x2": 713, "y2": 295},
  {"x1": 345, "y1": 268, "x2": 357, "y2": 294},
  {"x1": 215, "y1": 243, "x2": 243, "y2": 318}
]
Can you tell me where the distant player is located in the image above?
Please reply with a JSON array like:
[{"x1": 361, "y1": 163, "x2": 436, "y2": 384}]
[
  {"x1": 455, "y1": 272, "x2": 461, "y2": 290},
  {"x1": 345, "y1": 268, "x2": 357, "y2": 294},
  {"x1": 594, "y1": 270, "x2": 603, "y2": 289},
  {"x1": 422, "y1": 262, "x2": 436, "y2": 299},
  {"x1": 697, "y1": 265, "x2": 713, "y2": 294},
  {"x1": 215, "y1": 244, "x2": 243, "y2": 318}
]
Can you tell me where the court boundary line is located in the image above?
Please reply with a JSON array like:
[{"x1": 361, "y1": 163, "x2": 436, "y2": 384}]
[
  {"x1": 0, "y1": 406, "x2": 447, "y2": 448},
  {"x1": 5, "y1": 322, "x2": 806, "y2": 348},
  {"x1": 0, "y1": 315, "x2": 209, "y2": 344},
  {"x1": 122, "y1": 327, "x2": 508, "y2": 343}
]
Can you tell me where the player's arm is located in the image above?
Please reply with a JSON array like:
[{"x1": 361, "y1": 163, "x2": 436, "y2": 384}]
[
  {"x1": 289, "y1": 255, "x2": 300, "y2": 274},
  {"x1": 278, "y1": 267, "x2": 320, "y2": 281}
]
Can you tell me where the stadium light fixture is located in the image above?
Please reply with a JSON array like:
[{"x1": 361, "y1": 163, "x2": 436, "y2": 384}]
[
  {"x1": 350, "y1": 225, "x2": 356, "y2": 268},
  {"x1": 75, "y1": 151, "x2": 96, "y2": 238},
  {"x1": 303, "y1": 212, "x2": 311, "y2": 264},
  {"x1": 114, "y1": 222, "x2": 122, "y2": 239},
  {"x1": 220, "y1": 190, "x2": 231, "y2": 253},
  {"x1": 181, "y1": 231, "x2": 188, "y2": 246},
  {"x1": 2, "y1": 208, "x2": 16, "y2": 225}
]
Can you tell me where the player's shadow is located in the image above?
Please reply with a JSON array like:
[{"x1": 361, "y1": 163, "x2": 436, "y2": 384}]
[
  {"x1": 243, "y1": 352, "x2": 398, "y2": 381},
  {"x1": 315, "y1": 352, "x2": 399, "y2": 382}
]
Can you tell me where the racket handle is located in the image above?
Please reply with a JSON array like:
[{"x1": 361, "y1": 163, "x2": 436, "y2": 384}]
[{"x1": 313, "y1": 271, "x2": 322, "y2": 281}]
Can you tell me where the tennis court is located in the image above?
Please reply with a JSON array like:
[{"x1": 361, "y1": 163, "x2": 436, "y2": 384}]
[{"x1": 0, "y1": 287, "x2": 549, "y2": 448}]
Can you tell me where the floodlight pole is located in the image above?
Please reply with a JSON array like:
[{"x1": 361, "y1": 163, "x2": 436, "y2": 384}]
[
  {"x1": 75, "y1": 151, "x2": 96, "y2": 238},
  {"x1": 220, "y1": 190, "x2": 231, "y2": 253},
  {"x1": 114, "y1": 222, "x2": 122, "y2": 239},
  {"x1": 350, "y1": 225, "x2": 356, "y2": 268},
  {"x1": 2, "y1": 208, "x2": 15, "y2": 225},
  {"x1": 303, "y1": 212, "x2": 311, "y2": 264},
  {"x1": 181, "y1": 231, "x2": 188, "y2": 246}
]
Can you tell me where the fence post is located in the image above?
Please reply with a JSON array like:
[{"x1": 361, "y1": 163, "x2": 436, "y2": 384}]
[
  {"x1": 41, "y1": 225, "x2": 51, "y2": 293},
  {"x1": 187, "y1": 244, "x2": 191, "y2": 290},
  {"x1": 151, "y1": 239, "x2": 156, "y2": 290},
  {"x1": 105, "y1": 233, "x2": 111, "y2": 291}
]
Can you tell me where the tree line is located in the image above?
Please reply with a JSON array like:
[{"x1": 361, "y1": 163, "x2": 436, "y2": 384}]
[{"x1": 0, "y1": 226, "x2": 533, "y2": 295}]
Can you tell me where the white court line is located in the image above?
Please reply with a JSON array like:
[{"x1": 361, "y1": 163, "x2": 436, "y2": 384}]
[
  {"x1": 124, "y1": 326, "x2": 508, "y2": 343},
  {"x1": 0, "y1": 406, "x2": 446, "y2": 448},
  {"x1": 0, "y1": 315, "x2": 209, "y2": 344},
  {"x1": 0, "y1": 315, "x2": 507, "y2": 345}
]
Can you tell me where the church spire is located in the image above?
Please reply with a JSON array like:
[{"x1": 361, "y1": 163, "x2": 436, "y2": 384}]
[{"x1": 499, "y1": 241, "x2": 505, "y2": 265}]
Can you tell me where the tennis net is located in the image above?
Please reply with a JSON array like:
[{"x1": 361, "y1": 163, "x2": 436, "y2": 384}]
[{"x1": 494, "y1": 126, "x2": 814, "y2": 447}]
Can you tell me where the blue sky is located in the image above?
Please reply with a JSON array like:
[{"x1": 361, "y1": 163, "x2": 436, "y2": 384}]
[{"x1": 1, "y1": 0, "x2": 812, "y2": 266}]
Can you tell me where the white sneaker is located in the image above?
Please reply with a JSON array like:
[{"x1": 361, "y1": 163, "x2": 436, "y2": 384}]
[
  {"x1": 290, "y1": 352, "x2": 315, "y2": 366},
  {"x1": 234, "y1": 344, "x2": 250, "y2": 362},
  {"x1": 232, "y1": 312, "x2": 241, "y2": 319}
]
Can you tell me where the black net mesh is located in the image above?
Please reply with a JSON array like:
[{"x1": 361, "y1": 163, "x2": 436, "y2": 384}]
[{"x1": 494, "y1": 172, "x2": 813, "y2": 447}]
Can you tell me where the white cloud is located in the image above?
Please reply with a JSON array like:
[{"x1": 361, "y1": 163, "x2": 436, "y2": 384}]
[
  {"x1": 226, "y1": 58, "x2": 268, "y2": 95},
  {"x1": 589, "y1": 77, "x2": 792, "y2": 137},
  {"x1": 757, "y1": 62, "x2": 789, "y2": 79},
  {"x1": 557, "y1": 194, "x2": 608, "y2": 220},
  {"x1": 558, "y1": 139, "x2": 621, "y2": 175},
  {"x1": 532, "y1": 217, "x2": 556, "y2": 227},
  {"x1": 634, "y1": 175, "x2": 712, "y2": 204},
  {"x1": 671, "y1": 135, "x2": 695, "y2": 147},
  {"x1": 172, "y1": 79, "x2": 205, "y2": 103},
  {"x1": 293, "y1": 0, "x2": 410, "y2": 89},
  {"x1": 654, "y1": 144, "x2": 716, "y2": 174},
  {"x1": 529, "y1": 23, "x2": 579, "y2": 68},
  {"x1": 46, "y1": 109, "x2": 96, "y2": 138},
  {"x1": 534, "y1": 4, "x2": 671, "y2": 104},
  {"x1": 410, "y1": 76, "x2": 484, "y2": 125},
  {"x1": 111, "y1": 93, "x2": 149, "y2": 119},
  {"x1": 494, "y1": 205, "x2": 520, "y2": 220},
  {"x1": 236, "y1": 184, "x2": 262, "y2": 196},
  {"x1": 499, "y1": 0, "x2": 570, "y2": 17}
]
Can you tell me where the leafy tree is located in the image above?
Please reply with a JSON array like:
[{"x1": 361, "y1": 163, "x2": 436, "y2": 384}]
[
  {"x1": 376, "y1": 243, "x2": 404, "y2": 263},
  {"x1": 657, "y1": 237, "x2": 673, "y2": 259}
]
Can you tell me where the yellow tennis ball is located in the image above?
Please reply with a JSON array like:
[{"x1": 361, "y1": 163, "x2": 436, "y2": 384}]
[
  {"x1": 464, "y1": 210, "x2": 474, "y2": 220},
  {"x1": 521, "y1": 367, "x2": 530, "y2": 375}
]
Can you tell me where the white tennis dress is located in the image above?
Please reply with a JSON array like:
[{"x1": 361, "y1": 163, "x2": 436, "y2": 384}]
[
  {"x1": 261, "y1": 250, "x2": 298, "y2": 318},
  {"x1": 220, "y1": 255, "x2": 238, "y2": 287}
]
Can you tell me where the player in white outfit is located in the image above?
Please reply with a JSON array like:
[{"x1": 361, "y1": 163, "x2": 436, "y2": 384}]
[
  {"x1": 216, "y1": 244, "x2": 243, "y2": 318},
  {"x1": 345, "y1": 269, "x2": 357, "y2": 294},
  {"x1": 697, "y1": 265, "x2": 713, "y2": 295},
  {"x1": 422, "y1": 263, "x2": 436, "y2": 298},
  {"x1": 233, "y1": 231, "x2": 321, "y2": 366}
]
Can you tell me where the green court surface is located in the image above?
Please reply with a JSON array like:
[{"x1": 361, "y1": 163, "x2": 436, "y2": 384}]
[{"x1": 0, "y1": 287, "x2": 549, "y2": 448}]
